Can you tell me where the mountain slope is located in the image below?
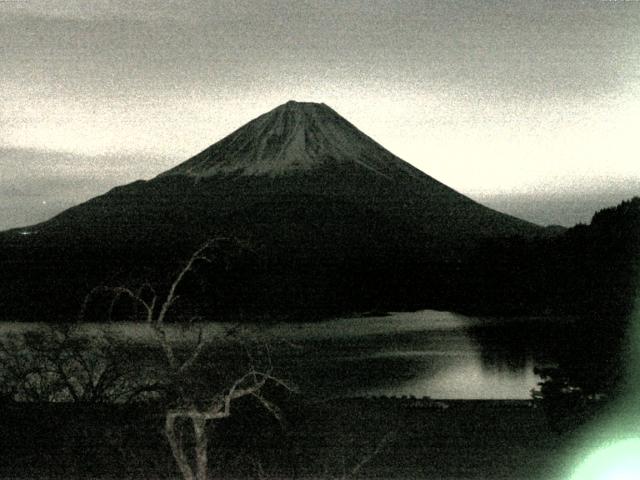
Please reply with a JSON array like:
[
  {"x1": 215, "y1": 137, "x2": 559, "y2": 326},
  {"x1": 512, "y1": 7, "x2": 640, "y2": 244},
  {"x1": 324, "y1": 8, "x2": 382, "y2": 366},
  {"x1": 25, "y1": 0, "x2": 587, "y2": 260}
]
[
  {"x1": 160, "y1": 101, "x2": 428, "y2": 178},
  {"x1": 0, "y1": 101, "x2": 544, "y2": 321},
  {"x1": 36, "y1": 101, "x2": 538, "y2": 243}
]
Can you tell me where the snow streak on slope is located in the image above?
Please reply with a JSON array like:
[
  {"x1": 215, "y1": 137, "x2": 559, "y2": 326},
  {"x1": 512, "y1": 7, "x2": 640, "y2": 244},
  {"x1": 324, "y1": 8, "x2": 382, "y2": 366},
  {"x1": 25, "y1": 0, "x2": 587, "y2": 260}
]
[{"x1": 161, "y1": 101, "x2": 426, "y2": 180}]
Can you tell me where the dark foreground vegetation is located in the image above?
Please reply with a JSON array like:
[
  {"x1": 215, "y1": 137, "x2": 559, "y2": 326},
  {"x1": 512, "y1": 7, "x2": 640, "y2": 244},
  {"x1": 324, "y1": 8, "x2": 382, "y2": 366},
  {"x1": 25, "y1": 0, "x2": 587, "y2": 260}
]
[{"x1": 0, "y1": 397, "x2": 579, "y2": 480}]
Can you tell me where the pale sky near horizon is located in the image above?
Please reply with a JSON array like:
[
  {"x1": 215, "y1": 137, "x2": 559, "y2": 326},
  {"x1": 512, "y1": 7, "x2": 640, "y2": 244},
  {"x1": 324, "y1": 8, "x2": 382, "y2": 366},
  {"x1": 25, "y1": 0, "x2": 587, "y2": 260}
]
[{"x1": 1, "y1": 0, "x2": 639, "y2": 229}]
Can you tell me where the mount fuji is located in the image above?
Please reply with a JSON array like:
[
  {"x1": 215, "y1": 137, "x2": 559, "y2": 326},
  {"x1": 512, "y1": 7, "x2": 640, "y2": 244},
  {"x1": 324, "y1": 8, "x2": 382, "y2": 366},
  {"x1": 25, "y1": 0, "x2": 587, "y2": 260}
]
[{"x1": 1, "y1": 101, "x2": 543, "y2": 321}]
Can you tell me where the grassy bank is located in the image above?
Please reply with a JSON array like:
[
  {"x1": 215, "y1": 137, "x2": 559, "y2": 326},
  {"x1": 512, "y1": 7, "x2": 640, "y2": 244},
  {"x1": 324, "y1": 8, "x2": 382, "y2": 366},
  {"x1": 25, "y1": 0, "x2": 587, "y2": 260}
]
[{"x1": 0, "y1": 397, "x2": 577, "y2": 479}]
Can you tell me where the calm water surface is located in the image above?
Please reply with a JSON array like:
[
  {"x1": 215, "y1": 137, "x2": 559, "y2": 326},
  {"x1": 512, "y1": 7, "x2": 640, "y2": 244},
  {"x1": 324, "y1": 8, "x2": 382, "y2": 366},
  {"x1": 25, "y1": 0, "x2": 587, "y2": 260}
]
[{"x1": 265, "y1": 310, "x2": 562, "y2": 400}]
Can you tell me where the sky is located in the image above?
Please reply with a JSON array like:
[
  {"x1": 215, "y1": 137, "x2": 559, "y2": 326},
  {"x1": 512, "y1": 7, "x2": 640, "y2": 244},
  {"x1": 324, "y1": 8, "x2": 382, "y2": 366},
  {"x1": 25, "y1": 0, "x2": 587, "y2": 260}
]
[{"x1": 1, "y1": 0, "x2": 639, "y2": 229}]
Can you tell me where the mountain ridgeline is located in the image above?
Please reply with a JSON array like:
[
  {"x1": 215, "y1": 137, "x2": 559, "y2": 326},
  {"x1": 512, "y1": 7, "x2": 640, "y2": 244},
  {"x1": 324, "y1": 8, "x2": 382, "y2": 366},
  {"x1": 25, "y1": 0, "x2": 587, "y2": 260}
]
[{"x1": 0, "y1": 101, "x2": 637, "y2": 322}]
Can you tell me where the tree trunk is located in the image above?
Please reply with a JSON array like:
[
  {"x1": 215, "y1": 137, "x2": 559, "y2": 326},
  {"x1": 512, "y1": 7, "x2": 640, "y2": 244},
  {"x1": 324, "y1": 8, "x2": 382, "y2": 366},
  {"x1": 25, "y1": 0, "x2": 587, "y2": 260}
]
[
  {"x1": 165, "y1": 413, "x2": 196, "y2": 480},
  {"x1": 165, "y1": 412, "x2": 211, "y2": 480},
  {"x1": 193, "y1": 416, "x2": 209, "y2": 480}
]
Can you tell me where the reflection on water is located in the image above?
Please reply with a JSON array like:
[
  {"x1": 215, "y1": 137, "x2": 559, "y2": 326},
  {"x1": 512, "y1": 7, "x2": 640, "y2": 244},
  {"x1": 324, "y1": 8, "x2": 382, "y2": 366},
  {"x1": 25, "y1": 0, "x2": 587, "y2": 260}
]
[
  {"x1": 363, "y1": 356, "x2": 540, "y2": 400},
  {"x1": 272, "y1": 310, "x2": 566, "y2": 400}
]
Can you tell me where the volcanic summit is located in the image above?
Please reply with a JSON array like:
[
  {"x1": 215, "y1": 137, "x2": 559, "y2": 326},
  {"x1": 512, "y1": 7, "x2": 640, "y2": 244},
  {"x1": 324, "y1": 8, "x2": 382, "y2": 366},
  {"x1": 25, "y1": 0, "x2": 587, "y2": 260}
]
[{"x1": 162, "y1": 101, "x2": 429, "y2": 179}]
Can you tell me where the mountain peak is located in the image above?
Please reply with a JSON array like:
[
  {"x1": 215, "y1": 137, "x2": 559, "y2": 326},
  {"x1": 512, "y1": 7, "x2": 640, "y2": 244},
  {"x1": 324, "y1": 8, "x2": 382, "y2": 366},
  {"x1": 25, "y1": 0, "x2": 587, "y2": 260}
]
[
  {"x1": 268, "y1": 100, "x2": 337, "y2": 125},
  {"x1": 282, "y1": 99, "x2": 326, "y2": 108},
  {"x1": 160, "y1": 101, "x2": 417, "y2": 178}
]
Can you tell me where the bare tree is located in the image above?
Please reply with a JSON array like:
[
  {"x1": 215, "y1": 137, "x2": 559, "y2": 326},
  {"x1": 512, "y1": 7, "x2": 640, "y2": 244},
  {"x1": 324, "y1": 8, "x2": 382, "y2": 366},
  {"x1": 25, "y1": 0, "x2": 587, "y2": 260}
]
[
  {"x1": 0, "y1": 324, "x2": 150, "y2": 403},
  {"x1": 83, "y1": 238, "x2": 291, "y2": 480}
]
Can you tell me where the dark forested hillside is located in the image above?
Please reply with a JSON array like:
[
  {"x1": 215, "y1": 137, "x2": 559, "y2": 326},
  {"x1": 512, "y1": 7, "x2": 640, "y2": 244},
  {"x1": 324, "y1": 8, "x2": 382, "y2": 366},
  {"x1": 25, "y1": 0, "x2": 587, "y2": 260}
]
[
  {"x1": 0, "y1": 196, "x2": 637, "y2": 323},
  {"x1": 459, "y1": 196, "x2": 639, "y2": 317}
]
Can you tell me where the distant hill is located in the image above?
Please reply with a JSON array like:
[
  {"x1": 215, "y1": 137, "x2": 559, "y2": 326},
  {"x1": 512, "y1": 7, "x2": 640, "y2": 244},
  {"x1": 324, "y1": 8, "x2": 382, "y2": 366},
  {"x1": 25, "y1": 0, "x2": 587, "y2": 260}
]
[{"x1": 0, "y1": 101, "x2": 573, "y2": 322}]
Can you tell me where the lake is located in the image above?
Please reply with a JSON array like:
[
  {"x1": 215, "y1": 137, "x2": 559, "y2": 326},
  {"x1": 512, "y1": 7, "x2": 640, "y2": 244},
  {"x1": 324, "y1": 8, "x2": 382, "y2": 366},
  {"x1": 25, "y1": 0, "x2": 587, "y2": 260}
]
[{"x1": 0, "y1": 310, "x2": 567, "y2": 400}]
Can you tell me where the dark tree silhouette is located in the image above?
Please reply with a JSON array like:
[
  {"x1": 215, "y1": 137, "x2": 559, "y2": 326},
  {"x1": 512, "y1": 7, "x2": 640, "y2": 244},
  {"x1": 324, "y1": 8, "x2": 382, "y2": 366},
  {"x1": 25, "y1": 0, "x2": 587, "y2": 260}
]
[{"x1": 83, "y1": 238, "x2": 292, "y2": 480}]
